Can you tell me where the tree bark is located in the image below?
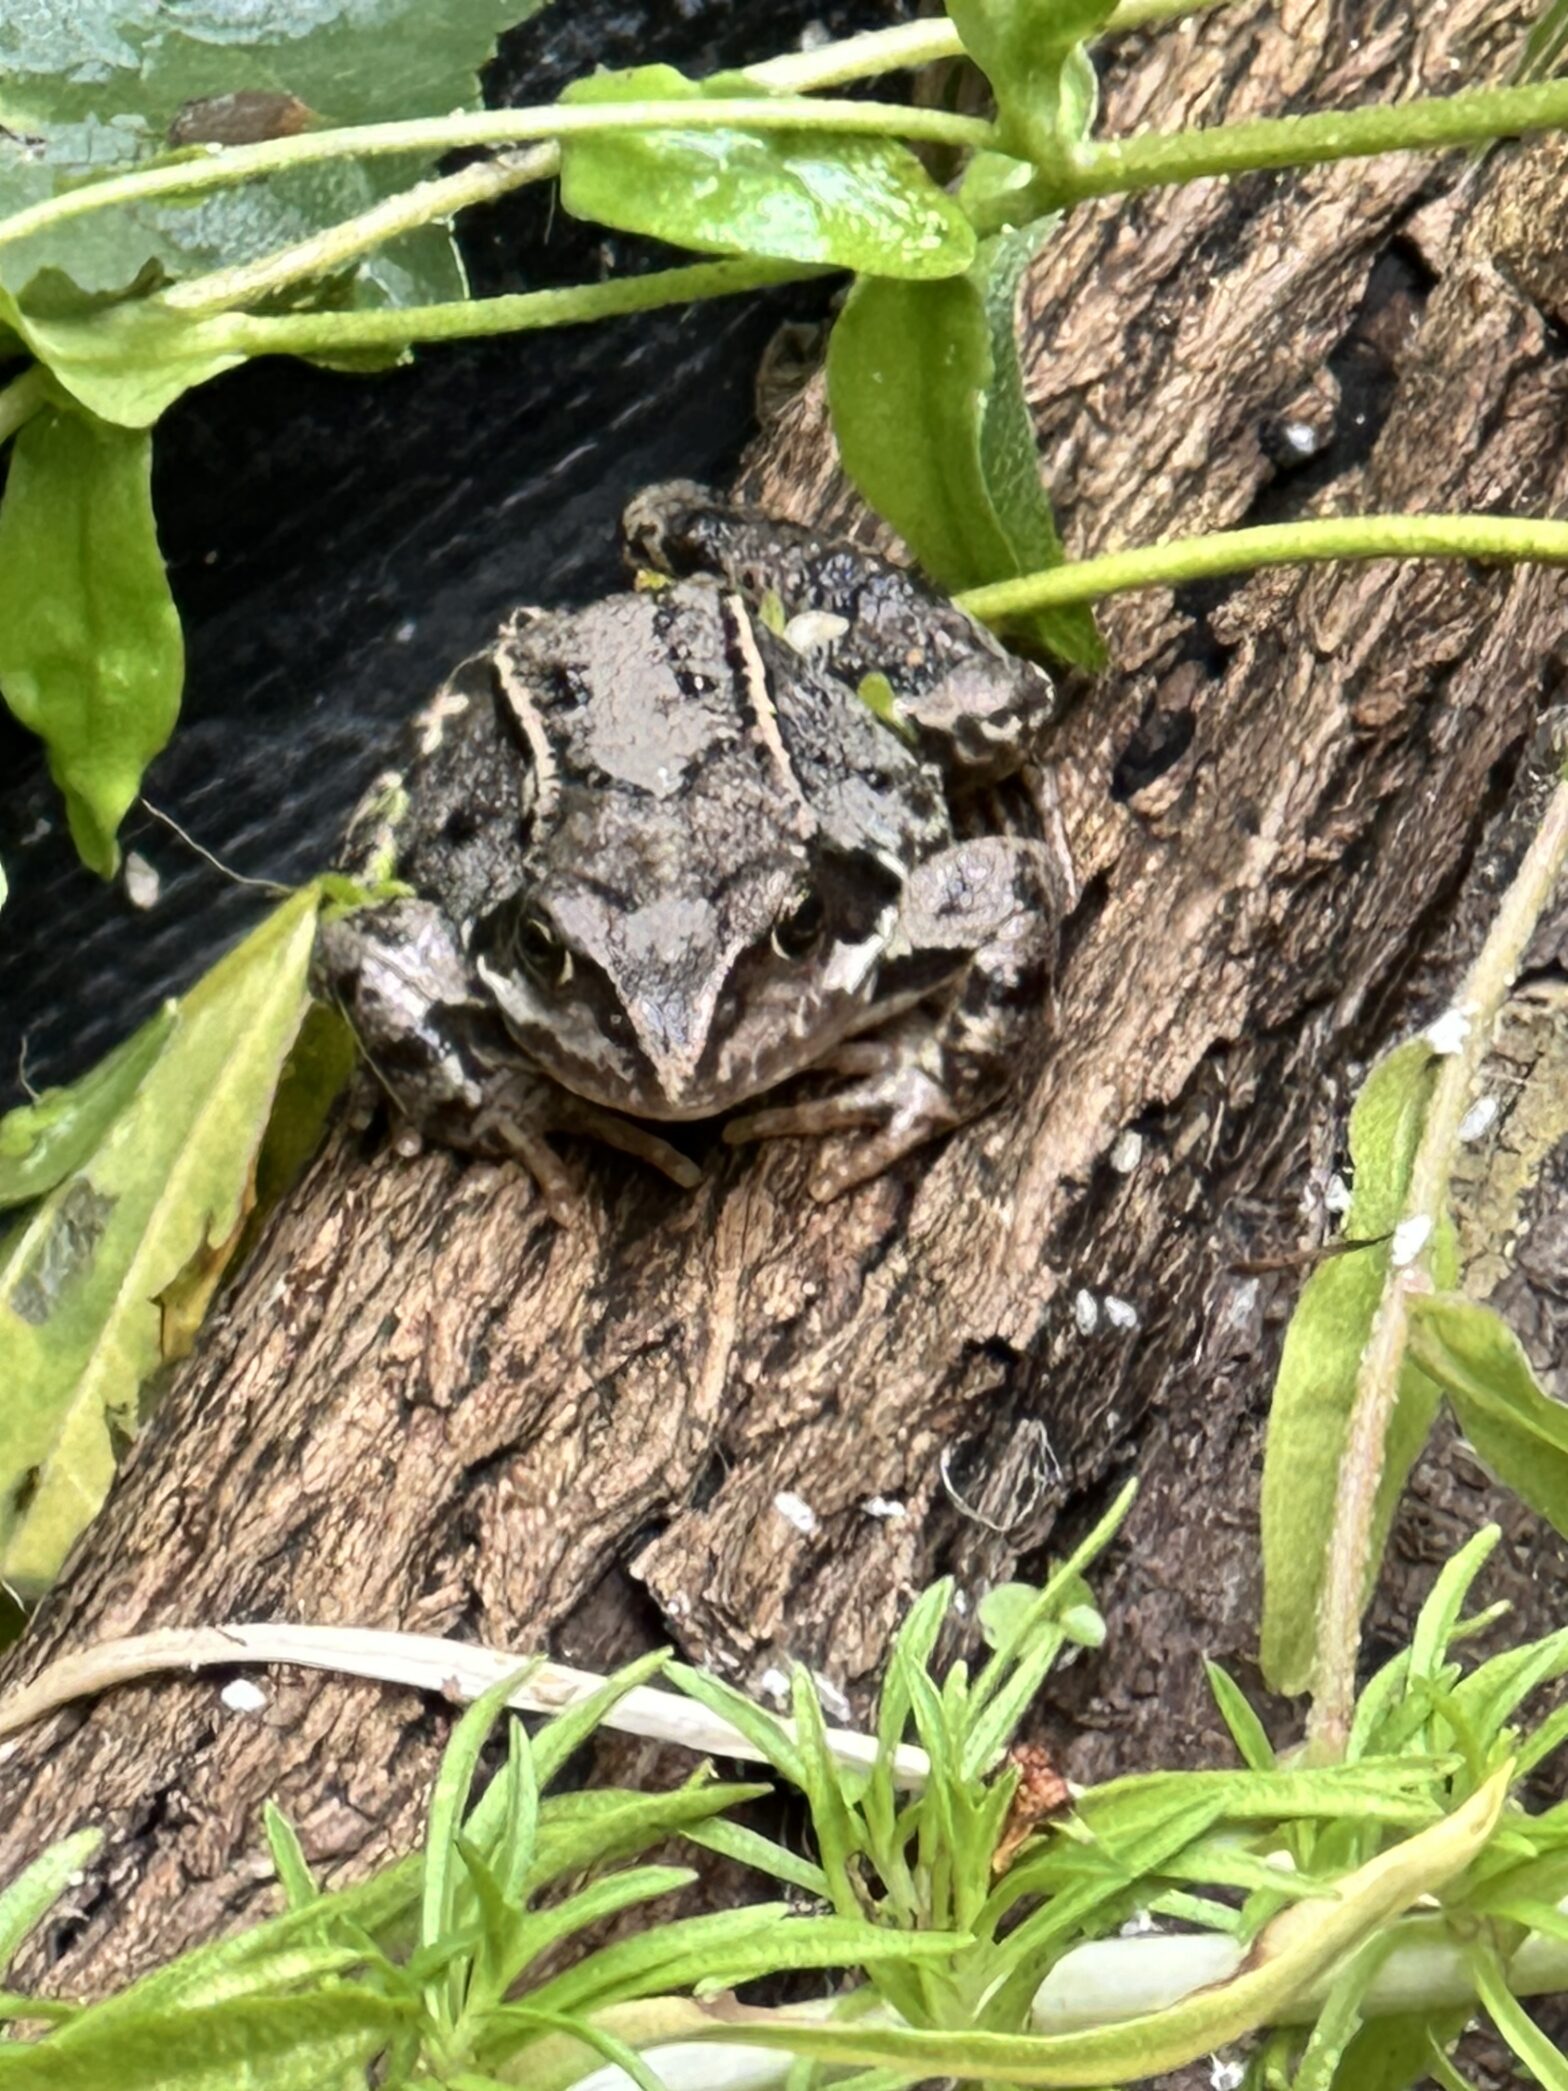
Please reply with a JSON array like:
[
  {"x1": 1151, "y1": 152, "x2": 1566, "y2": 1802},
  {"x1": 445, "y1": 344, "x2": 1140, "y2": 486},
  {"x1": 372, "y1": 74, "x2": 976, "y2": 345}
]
[{"x1": 4, "y1": 0, "x2": 1568, "y2": 2071}]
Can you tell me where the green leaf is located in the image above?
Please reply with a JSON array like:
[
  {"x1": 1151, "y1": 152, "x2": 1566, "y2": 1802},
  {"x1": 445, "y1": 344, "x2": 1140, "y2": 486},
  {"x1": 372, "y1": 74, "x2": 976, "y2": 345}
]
[
  {"x1": 523, "y1": 1783, "x2": 770, "y2": 1901},
  {"x1": 681, "y1": 1814, "x2": 831, "y2": 1898},
  {"x1": 0, "y1": 1004, "x2": 175, "y2": 1208},
  {"x1": 1410, "y1": 1294, "x2": 1568, "y2": 1538},
  {"x1": 1470, "y1": 1938, "x2": 1568, "y2": 2088},
  {"x1": 1517, "y1": 0, "x2": 1568, "y2": 83},
  {"x1": 722, "y1": 1774, "x2": 1507, "y2": 2087},
  {"x1": 0, "y1": 402, "x2": 181, "y2": 873},
  {"x1": 1331, "y1": 2011, "x2": 1470, "y2": 2091},
  {"x1": 420, "y1": 1665, "x2": 537, "y2": 2025},
  {"x1": 0, "y1": 0, "x2": 541, "y2": 309},
  {"x1": 1205, "y1": 1661, "x2": 1276, "y2": 1771},
  {"x1": 0, "y1": 884, "x2": 325, "y2": 1596},
  {"x1": 0, "y1": 1831, "x2": 101, "y2": 1977},
  {"x1": 1408, "y1": 1525, "x2": 1501, "y2": 1688},
  {"x1": 1260, "y1": 1038, "x2": 1456, "y2": 1695},
  {"x1": 559, "y1": 65, "x2": 974, "y2": 279},
  {"x1": 0, "y1": 1991, "x2": 412, "y2": 2086},
  {"x1": 514, "y1": 1909, "x2": 967, "y2": 2029},
  {"x1": 261, "y1": 1804, "x2": 317, "y2": 1913},
  {"x1": 826, "y1": 224, "x2": 1103, "y2": 666},
  {"x1": 945, "y1": 0, "x2": 1115, "y2": 170},
  {"x1": 9, "y1": 295, "x2": 242, "y2": 430}
]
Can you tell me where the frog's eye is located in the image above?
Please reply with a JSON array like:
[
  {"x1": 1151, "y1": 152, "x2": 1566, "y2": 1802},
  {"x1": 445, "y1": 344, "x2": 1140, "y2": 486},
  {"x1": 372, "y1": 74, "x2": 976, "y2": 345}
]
[
  {"x1": 771, "y1": 889, "x2": 825, "y2": 960},
  {"x1": 512, "y1": 913, "x2": 573, "y2": 987}
]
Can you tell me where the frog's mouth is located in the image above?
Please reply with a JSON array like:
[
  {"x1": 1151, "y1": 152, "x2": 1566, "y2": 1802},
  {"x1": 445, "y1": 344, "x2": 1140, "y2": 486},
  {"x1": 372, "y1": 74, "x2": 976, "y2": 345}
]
[{"x1": 478, "y1": 929, "x2": 964, "y2": 1124}]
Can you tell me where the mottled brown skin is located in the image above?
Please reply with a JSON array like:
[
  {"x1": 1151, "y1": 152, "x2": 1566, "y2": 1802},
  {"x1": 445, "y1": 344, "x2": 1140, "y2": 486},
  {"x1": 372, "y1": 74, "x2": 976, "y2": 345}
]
[{"x1": 318, "y1": 485, "x2": 1069, "y2": 1214}]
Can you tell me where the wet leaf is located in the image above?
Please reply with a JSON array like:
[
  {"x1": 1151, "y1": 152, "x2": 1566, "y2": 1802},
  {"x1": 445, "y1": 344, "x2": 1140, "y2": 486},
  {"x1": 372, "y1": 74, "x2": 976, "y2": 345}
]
[
  {"x1": 1409, "y1": 1293, "x2": 1568, "y2": 1539},
  {"x1": 0, "y1": 0, "x2": 544, "y2": 308},
  {"x1": 560, "y1": 65, "x2": 974, "y2": 279},
  {"x1": 0, "y1": 402, "x2": 182, "y2": 873},
  {"x1": 827, "y1": 223, "x2": 1102, "y2": 665},
  {"x1": 1259, "y1": 1040, "x2": 1457, "y2": 1696},
  {"x1": 0, "y1": 885, "x2": 325, "y2": 1598}
]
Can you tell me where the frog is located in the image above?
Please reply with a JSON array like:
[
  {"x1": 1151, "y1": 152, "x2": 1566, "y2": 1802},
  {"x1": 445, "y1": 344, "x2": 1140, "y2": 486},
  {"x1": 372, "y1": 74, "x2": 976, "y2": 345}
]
[{"x1": 315, "y1": 483, "x2": 1072, "y2": 1221}]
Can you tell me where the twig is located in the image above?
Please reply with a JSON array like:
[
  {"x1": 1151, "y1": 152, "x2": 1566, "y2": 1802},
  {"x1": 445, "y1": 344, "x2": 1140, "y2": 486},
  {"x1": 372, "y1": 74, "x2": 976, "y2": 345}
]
[
  {"x1": 1308, "y1": 771, "x2": 1568, "y2": 1759},
  {"x1": 0, "y1": 1620, "x2": 929, "y2": 1787}
]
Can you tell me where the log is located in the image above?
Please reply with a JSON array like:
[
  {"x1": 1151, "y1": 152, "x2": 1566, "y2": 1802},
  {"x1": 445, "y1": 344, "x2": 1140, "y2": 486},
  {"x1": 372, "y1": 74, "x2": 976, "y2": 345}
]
[{"x1": 3, "y1": 2, "x2": 1567, "y2": 2070}]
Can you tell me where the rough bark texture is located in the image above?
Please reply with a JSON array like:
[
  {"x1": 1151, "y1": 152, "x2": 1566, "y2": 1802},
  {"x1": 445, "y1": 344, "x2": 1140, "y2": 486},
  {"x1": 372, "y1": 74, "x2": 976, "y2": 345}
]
[{"x1": 5, "y1": 0, "x2": 1568, "y2": 2080}]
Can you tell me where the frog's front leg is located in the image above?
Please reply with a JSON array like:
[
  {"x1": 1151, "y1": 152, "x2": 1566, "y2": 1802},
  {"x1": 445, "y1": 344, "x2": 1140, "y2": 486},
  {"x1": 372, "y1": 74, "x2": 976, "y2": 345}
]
[
  {"x1": 724, "y1": 836, "x2": 1064, "y2": 1200},
  {"x1": 621, "y1": 482, "x2": 1060, "y2": 787},
  {"x1": 316, "y1": 899, "x2": 699, "y2": 1225}
]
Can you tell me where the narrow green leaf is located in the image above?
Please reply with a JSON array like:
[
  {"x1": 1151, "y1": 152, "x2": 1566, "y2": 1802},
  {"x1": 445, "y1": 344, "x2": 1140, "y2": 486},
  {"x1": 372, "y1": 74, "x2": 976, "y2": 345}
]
[
  {"x1": 0, "y1": 1991, "x2": 78, "y2": 2026},
  {"x1": 0, "y1": 1008, "x2": 175, "y2": 1209},
  {"x1": 559, "y1": 66, "x2": 974, "y2": 279},
  {"x1": 1517, "y1": 0, "x2": 1568, "y2": 84},
  {"x1": 973, "y1": 220, "x2": 1104, "y2": 667},
  {"x1": 420, "y1": 1665, "x2": 536, "y2": 2019},
  {"x1": 681, "y1": 1815, "x2": 830, "y2": 1898},
  {"x1": 789, "y1": 1666, "x2": 864, "y2": 1914},
  {"x1": 260, "y1": 1804, "x2": 317, "y2": 1913},
  {"x1": 0, "y1": 1990, "x2": 412, "y2": 2087},
  {"x1": 525, "y1": 1650, "x2": 670, "y2": 1793},
  {"x1": 1260, "y1": 1038, "x2": 1456, "y2": 1694},
  {"x1": 1425, "y1": 2030, "x2": 1483, "y2": 2091},
  {"x1": 1471, "y1": 1938, "x2": 1568, "y2": 2088},
  {"x1": 477, "y1": 2006, "x2": 671, "y2": 2091},
  {"x1": 1205, "y1": 1661, "x2": 1276, "y2": 1771},
  {"x1": 493, "y1": 1717, "x2": 539, "y2": 1915},
  {"x1": 723, "y1": 1774, "x2": 1507, "y2": 2086},
  {"x1": 0, "y1": 884, "x2": 325, "y2": 1597},
  {"x1": 0, "y1": 1831, "x2": 101, "y2": 1978},
  {"x1": 1411, "y1": 1294, "x2": 1568, "y2": 1538},
  {"x1": 471, "y1": 1861, "x2": 693, "y2": 2014},
  {"x1": 516, "y1": 1909, "x2": 967, "y2": 2028},
  {"x1": 524, "y1": 1783, "x2": 770, "y2": 1900},
  {"x1": 1409, "y1": 1525, "x2": 1501, "y2": 1687},
  {"x1": 665, "y1": 1660, "x2": 806, "y2": 1786},
  {"x1": 1290, "y1": 1936, "x2": 1388, "y2": 2091},
  {"x1": 0, "y1": 402, "x2": 181, "y2": 873}
]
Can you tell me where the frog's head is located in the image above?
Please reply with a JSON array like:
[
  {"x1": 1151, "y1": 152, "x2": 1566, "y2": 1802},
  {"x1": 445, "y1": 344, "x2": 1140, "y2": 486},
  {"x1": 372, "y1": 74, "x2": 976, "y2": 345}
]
[{"x1": 472, "y1": 845, "x2": 914, "y2": 1121}]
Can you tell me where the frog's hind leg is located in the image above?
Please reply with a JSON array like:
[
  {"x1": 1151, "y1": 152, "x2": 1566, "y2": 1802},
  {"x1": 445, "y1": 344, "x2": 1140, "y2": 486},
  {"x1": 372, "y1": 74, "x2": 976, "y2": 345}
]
[
  {"x1": 727, "y1": 835, "x2": 1061, "y2": 1202},
  {"x1": 620, "y1": 482, "x2": 1059, "y2": 786}
]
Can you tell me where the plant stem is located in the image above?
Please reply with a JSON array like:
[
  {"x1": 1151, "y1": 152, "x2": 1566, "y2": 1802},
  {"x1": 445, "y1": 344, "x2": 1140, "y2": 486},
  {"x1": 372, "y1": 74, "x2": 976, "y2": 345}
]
[
  {"x1": 1306, "y1": 772, "x2": 1568, "y2": 1761},
  {"x1": 1053, "y1": 75, "x2": 1568, "y2": 202},
  {"x1": 0, "y1": 363, "x2": 47, "y2": 447},
  {"x1": 0, "y1": 97, "x2": 996, "y2": 256},
  {"x1": 954, "y1": 513, "x2": 1568, "y2": 621},
  {"x1": 162, "y1": 147, "x2": 557, "y2": 316},
  {"x1": 747, "y1": 0, "x2": 1228, "y2": 91},
  {"x1": 187, "y1": 255, "x2": 825, "y2": 360}
]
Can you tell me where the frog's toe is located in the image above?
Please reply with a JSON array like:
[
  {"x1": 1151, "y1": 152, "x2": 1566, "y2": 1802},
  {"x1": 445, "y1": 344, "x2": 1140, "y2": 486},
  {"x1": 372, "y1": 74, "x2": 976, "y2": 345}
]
[
  {"x1": 473, "y1": 1107, "x2": 579, "y2": 1226},
  {"x1": 728, "y1": 1065, "x2": 962, "y2": 1197}
]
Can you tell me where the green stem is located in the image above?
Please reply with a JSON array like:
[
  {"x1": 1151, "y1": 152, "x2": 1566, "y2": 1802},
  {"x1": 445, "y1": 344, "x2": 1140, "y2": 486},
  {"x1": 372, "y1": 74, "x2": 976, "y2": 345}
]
[
  {"x1": 1305, "y1": 772, "x2": 1568, "y2": 1762},
  {"x1": 0, "y1": 363, "x2": 47, "y2": 446},
  {"x1": 954, "y1": 513, "x2": 1568, "y2": 621},
  {"x1": 748, "y1": 0, "x2": 1231, "y2": 91},
  {"x1": 0, "y1": 97, "x2": 994, "y2": 256},
  {"x1": 1053, "y1": 75, "x2": 1568, "y2": 202},
  {"x1": 190, "y1": 255, "x2": 826, "y2": 359},
  {"x1": 162, "y1": 147, "x2": 557, "y2": 316}
]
